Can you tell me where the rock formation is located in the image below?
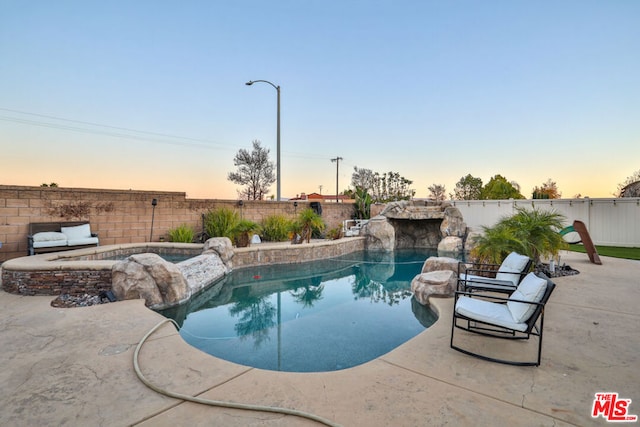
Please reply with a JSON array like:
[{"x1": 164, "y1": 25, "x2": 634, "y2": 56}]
[
  {"x1": 411, "y1": 270, "x2": 457, "y2": 305},
  {"x1": 421, "y1": 256, "x2": 464, "y2": 275},
  {"x1": 111, "y1": 237, "x2": 233, "y2": 309},
  {"x1": 112, "y1": 253, "x2": 188, "y2": 308},
  {"x1": 362, "y1": 201, "x2": 470, "y2": 253}
]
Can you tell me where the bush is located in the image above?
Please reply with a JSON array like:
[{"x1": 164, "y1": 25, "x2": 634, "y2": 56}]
[
  {"x1": 204, "y1": 207, "x2": 239, "y2": 239},
  {"x1": 232, "y1": 219, "x2": 262, "y2": 247},
  {"x1": 168, "y1": 224, "x2": 195, "y2": 243},
  {"x1": 326, "y1": 226, "x2": 343, "y2": 240},
  {"x1": 471, "y1": 207, "x2": 568, "y2": 264},
  {"x1": 294, "y1": 208, "x2": 326, "y2": 243},
  {"x1": 261, "y1": 214, "x2": 293, "y2": 242}
]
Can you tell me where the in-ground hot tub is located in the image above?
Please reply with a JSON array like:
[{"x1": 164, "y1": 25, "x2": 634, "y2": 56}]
[
  {"x1": 0, "y1": 243, "x2": 204, "y2": 296},
  {"x1": 0, "y1": 238, "x2": 366, "y2": 297}
]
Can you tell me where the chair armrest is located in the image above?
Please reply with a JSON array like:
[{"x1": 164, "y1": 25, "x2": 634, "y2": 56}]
[
  {"x1": 454, "y1": 290, "x2": 511, "y2": 304},
  {"x1": 463, "y1": 267, "x2": 499, "y2": 278},
  {"x1": 462, "y1": 278, "x2": 517, "y2": 293},
  {"x1": 27, "y1": 235, "x2": 35, "y2": 255}
]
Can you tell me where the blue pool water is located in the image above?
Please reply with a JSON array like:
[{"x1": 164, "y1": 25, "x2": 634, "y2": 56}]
[{"x1": 159, "y1": 250, "x2": 438, "y2": 372}]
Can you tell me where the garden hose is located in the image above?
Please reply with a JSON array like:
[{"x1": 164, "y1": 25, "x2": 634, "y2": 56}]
[{"x1": 133, "y1": 318, "x2": 342, "y2": 427}]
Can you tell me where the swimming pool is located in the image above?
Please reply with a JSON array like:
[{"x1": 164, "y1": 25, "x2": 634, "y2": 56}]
[{"x1": 159, "y1": 249, "x2": 438, "y2": 372}]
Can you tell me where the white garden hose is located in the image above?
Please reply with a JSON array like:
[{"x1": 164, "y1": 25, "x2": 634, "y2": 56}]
[{"x1": 133, "y1": 318, "x2": 342, "y2": 427}]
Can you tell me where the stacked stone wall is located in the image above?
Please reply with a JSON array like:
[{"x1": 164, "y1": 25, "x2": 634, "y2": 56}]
[
  {"x1": 1, "y1": 269, "x2": 113, "y2": 295},
  {"x1": 0, "y1": 185, "x2": 355, "y2": 262}
]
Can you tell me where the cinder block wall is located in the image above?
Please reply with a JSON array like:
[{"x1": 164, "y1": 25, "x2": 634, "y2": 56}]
[{"x1": 0, "y1": 185, "x2": 355, "y2": 262}]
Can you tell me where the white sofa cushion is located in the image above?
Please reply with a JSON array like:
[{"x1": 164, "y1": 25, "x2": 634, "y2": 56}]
[
  {"x1": 61, "y1": 224, "x2": 92, "y2": 240},
  {"x1": 495, "y1": 252, "x2": 530, "y2": 285},
  {"x1": 66, "y1": 236, "x2": 100, "y2": 246},
  {"x1": 32, "y1": 231, "x2": 67, "y2": 242},
  {"x1": 455, "y1": 296, "x2": 528, "y2": 332},
  {"x1": 507, "y1": 273, "x2": 548, "y2": 323},
  {"x1": 60, "y1": 224, "x2": 99, "y2": 246}
]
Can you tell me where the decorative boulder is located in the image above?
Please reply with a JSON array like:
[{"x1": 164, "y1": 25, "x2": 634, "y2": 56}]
[
  {"x1": 112, "y1": 253, "x2": 188, "y2": 308},
  {"x1": 178, "y1": 253, "x2": 230, "y2": 297},
  {"x1": 203, "y1": 237, "x2": 234, "y2": 264},
  {"x1": 464, "y1": 229, "x2": 483, "y2": 254},
  {"x1": 440, "y1": 206, "x2": 467, "y2": 238},
  {"x1": 438, "y1": 236, "x2": 463, "y2": 254},
  {"x1": 421, "y1": 256, "x2": 464, "y2": 275},
  {"x1": 363, "y1": 215, "x2": 395, "y2": 251},
  {"x1": 411, "y1": 270, "x2": 457, "y2": 305}
]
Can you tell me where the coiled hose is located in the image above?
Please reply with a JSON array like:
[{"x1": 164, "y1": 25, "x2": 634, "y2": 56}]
[{"x1": 133, "y1": 318, "x2": 342, "y2": 427}]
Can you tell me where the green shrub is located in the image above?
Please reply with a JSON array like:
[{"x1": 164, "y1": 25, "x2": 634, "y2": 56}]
[
  {"x1": 294, "y1": 208, "x2": 326, "y2": 243},
  {"x1": 471, "y1": 207, "x2": 567, "y2": 264},
  {"x1": 204, "y1": 207, "x2": 239, "y2": 239},
  {"x1": 232, "y1": 219, "x2": 262, "y2": 247},
  {"x1": 168, "y1": 224, "x2": 195, "y2": 243},
  {"x1": 261, "y1": 214, "x2": 293, "y2": 242},
  {"x1": 326, "y1": 225, "x2": 343, "y2": 240}
]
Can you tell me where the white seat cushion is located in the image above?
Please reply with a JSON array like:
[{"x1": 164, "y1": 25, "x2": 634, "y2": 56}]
[
  {"x1": 455, "y1": 296, "x2": 528, "y2": 332},
  {"x1": 33, "y1": 240, "x2": 68, "y2": 248},
  {"x1": 66, "y1": 236, "x2": 99, "y2": 246},
  {"x1": 32, "y1": 231, "x2": 67, "y2": 242},
  {"x1": 507, "y1": 273, "x2": 548, "y2": 323}
]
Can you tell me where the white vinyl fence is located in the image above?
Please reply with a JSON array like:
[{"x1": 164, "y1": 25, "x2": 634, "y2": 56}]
[{"x1": 450, "y1": 198, "x2": 640, "y2": 248}]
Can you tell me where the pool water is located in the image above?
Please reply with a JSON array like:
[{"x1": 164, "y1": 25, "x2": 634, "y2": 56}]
[{"x1": 159, "y1": 250, "x2": 438, "y2": 372}]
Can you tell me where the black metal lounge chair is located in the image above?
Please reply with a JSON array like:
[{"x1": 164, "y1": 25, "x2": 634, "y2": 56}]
[
  {"x1": 450, "y1": 272, "x2": 555, "y2": 366},
  {"x1": 458, "y1": 252, "x2": 533, "y2": 294}
]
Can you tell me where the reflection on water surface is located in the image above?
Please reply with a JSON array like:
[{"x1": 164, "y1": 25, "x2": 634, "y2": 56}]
[{"x1": 159, "y1": 250, "x2": 439, "y2": 372}]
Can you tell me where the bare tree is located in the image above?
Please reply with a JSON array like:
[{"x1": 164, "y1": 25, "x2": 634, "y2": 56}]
[
  {"x1": 351, "y1": 167, "x2": 377, "y2": 191},
  {"x1": 350, "y1": 167, "x2": 415, "y2": 202},
  {"x1": 228, "y1": 140, "x2": 276, "y2": 200},
  {"x1": 428, "y1": 184, "x2": 447, "y2": 202}
]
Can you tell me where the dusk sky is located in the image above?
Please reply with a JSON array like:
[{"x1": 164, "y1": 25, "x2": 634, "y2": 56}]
[{"x1": 1, "y1": 1, "x2": 638, "y2": 200}]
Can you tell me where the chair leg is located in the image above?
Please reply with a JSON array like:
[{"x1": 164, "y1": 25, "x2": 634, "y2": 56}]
[{"x1": 450, "y1": 316, "x2": 544, "y2": 367}]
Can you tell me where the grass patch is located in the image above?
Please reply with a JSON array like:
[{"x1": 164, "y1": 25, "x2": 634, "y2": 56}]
[{"x1": 567, "y1": 244, "x2": 640, "y2": 261}]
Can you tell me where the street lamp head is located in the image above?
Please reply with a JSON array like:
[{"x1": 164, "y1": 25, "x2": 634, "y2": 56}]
[{"x1": 245, "y1": 81, "x2": 254, "y2": 86}]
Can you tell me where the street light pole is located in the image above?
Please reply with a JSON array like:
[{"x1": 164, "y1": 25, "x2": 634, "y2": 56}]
[
  {"x1": 246, "y1": 80, "x2": 281, "y2": 201},
  {"x1": 331, "y1": 156, "x2": 343, "y2": 203}
]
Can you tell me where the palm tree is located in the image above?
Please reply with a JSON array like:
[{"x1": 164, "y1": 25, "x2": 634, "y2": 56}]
[
  {"x1": 293, "y1": 208, "x2": 326, "y2": 243},
  {"x1": 232, "y1": 219, "x2": 262, "y2": 247},
  {"x1": 471, "y1": 207, "x2": 567, "y2": 264},
  {"x1": 354, "y1": 187, "x2": 372, "y2": 219}
]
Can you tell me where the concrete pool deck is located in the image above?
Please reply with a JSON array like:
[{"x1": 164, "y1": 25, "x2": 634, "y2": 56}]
[{"x1": 1, "y1": 251, "x2": 638, "y2": 426}]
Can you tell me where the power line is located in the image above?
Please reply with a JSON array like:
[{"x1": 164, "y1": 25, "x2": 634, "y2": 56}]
[
  {"x1": 0, "y1": 107, "x2": 238, "y2": 151},
  {"x1": 0, "y1": 107, "x2": 355, "y2": 163}
]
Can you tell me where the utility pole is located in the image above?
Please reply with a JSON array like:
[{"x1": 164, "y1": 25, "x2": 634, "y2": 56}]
[{"x1": 331, "y1": 156, "x2": 343, "y2": 203}]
